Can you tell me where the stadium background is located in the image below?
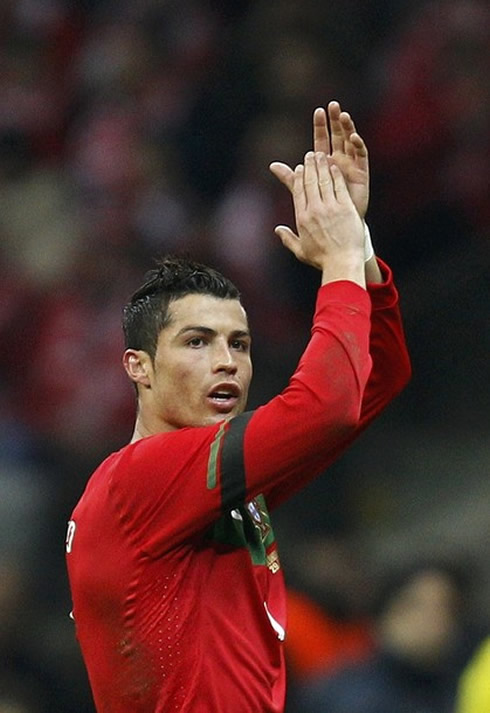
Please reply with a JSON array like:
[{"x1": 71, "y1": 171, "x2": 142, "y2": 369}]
[{"x1": 0, "y1": 1, "x2": 489, "y2": 710}]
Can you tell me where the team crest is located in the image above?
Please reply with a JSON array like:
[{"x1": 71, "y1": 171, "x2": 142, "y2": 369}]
[
  {"x1": 210, "y1": 494, "x2": 280, "y2": 572},
  {"x1": 246, "y1": 498, "x2": 271, "y2": 542}
]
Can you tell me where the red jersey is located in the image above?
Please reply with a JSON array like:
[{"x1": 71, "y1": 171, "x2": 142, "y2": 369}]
[{"x1": 66, "y1": 263, "x2": 410, "y2": 713}]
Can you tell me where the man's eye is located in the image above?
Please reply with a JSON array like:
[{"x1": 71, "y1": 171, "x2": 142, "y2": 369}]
[
  {"x1": 231, "y1": 340, "x2": 249, "y2": 352},
  {"x1": 188, "y1": 337, "x2": 205, "y2": 347}
]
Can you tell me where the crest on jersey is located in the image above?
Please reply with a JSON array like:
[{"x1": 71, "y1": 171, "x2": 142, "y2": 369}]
[{"x1": 246, "y1": 498, "x2": 271, "y2": 542}]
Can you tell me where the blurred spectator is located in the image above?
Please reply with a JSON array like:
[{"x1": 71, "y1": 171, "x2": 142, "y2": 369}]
[
  {"x1": 283, "y1": 535, "x2": 375, "y2": 703},
  {"x1": 0, "y1": 162, "x2": 83, "y2": 284},
  {"x1": 14, "y1": 244, "x2": 138, "y2": 460},
  {"x1": 0, "y1": 455, "x2": 54, "y2": 713},
  {"x1": 366, "y1": 0, "x2": 490, "y2": 272},
  {"x1": 298, "y1": 558, "x2": 485, "y2": 713},
  {"x1": 209, "y1": 112, "x2": 306, "y2": 326}
]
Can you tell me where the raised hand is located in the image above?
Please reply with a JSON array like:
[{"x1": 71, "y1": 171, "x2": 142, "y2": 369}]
[
  {"x1": 314, "y1": 101, "x2": 369, "y2": 219},
  {"x1": 270, "y1": 101, "x2": 370, "y2": 219},
  {"x1": 273, "y1": 151, "x2": 365, "y2": 287}
]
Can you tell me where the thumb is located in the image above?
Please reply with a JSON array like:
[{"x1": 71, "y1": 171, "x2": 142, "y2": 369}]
[
  {"x1": 274, "y1": 225, "x2": 300, "y2": 256},
  {"x1": 269, "y1": 162, "x2": 295, "y2": 192}
]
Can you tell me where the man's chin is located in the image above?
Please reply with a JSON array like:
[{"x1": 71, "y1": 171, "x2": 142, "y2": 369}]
[{"x1": 202, "y1": 407, "x2": 243, "y2": 426}]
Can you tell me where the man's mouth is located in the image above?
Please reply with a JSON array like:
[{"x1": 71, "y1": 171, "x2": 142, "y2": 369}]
[{"x1": 207, "y1": 384, "x2": 240, "y2": 413}]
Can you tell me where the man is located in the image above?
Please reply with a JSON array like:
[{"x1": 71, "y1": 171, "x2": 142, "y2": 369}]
[
  {"x1": 65, "y1": 102, "x2": 411, "y2": 713},
  {"x1": 299, "y1": 559, "x2": 480, "y2": 713}
]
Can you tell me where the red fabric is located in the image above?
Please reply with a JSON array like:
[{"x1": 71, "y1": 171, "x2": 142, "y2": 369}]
[
  {"x1": 285, "y1": 589, "x2": 374, "y2": 680},
  {"x1": 66, "y1": 264, "x2": 410, "y2": 713}
]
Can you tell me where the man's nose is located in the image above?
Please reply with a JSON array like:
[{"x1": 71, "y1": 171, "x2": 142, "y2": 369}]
[{"x1": 212, "y1": 343, "x2": 237, "y2": 373}]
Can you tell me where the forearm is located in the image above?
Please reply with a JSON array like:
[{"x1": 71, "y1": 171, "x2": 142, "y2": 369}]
[
  {"x1": 243, "y1": 280, "x2": 372, "y2": 501},
  {"x1": 261, "y1": 259, "x2": 410, "y2": 509}
]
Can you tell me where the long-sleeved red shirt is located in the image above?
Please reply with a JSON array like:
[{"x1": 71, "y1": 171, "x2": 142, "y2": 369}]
[{"x1": 66, "y1": 261, "x2": 410, "y2": 713}]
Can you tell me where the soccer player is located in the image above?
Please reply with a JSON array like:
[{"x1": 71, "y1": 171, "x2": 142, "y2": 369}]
[{"x1": 65, "y1": 102, "x2": 411, "y2": 713}]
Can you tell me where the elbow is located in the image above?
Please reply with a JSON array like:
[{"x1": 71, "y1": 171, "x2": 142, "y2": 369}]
[
  {"x1": 328, "y1": 371, "x2": 370, "y2": 433},
  {"x1": 327, "y1": 389, "x2": 364, "y2": 436},
  {"x1": 341, "y1": 401, "x2": 364, "y2": 434},
  {"x1": 381, "y1": 349, "x2": 413, "y2": 402},
  {"x1": 382, "y1": 355, "x2": 412, "y2": 407},
  {"x1": 306, "y1": 406, "x2": 360, "y2": 450}
]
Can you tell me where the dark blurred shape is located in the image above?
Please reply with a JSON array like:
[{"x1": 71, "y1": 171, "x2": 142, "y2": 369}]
[
  {"x1": 297, "y1": 556, "x2": 486, "y2": 713},
  {"x1": 0, "y1": 130, "x2": 32, "y2": 178}
]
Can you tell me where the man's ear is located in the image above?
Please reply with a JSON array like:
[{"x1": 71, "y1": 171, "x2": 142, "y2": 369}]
[{"x1": 123, "y1": 349, "x2": 152, "y2": 388}]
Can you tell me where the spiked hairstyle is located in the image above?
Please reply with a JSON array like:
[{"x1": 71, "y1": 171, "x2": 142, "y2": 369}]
[{"x1": 122, "y1": 256, "x2": 241, "y2": 360}]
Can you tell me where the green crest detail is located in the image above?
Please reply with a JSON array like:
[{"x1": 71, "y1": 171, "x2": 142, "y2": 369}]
[{"x1": 210, "y1": 494, "x2": 276, "y2": 567}]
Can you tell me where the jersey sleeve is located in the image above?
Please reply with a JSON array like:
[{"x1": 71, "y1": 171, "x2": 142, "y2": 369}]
[
  {"x1": 111, "y1": 270, "x2": 409, "y2": 555},
  {"x1": 261, "y1": 258, "x2": 411, "y2": 509}
]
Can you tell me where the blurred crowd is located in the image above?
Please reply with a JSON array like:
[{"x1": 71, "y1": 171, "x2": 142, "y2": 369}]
[{"x1": 0, "y1": 0, "x2": 489, "y2": 711}]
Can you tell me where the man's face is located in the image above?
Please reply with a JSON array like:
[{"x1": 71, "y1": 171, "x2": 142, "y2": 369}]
[
  {"x1": 380, "y1": 570, "x2": 460, "y2": 665},
  {"x1": 148, "y1": 294, "x2": 252, "y2": 431}
]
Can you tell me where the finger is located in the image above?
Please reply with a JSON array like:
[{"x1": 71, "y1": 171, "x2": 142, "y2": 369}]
[
  {"x1": 292, "y1": 164, "x2": 307, "y2": 213},
  {"x1": 339, "y1": 111, "x2": 369, "y2": 162},
  {"x1": 344, "y1": 137, "x2": 356, "y2": 159},
  {"x1": 269, "y1": 161, "x2": 295, "y2": 192},
  {"x1": 316, "y1": 151, "x2": 332, "y2": 201},
  {"x1": 339, "y1": 112, "x2": 356, "y2": 159},
  {"x1": 274, "y1": 225, "x2": 301, "y2": 258},
  {"x1": 303, "y1": 151, "x2": 320, "y2": 206},
  {"x1": 340, "y1": 111, "x2": 356, "y2": 133},
  {"x1": 350, "y1": 132, "x2": 369, "y2": 171},
  {"x1": 330, "y1": 163, "x2": 351, "y2": 202},
  {"x1": 339, "y1": 111, "x2": 355, "y2": 139},
  {"x1": 313, "y1": 107, "x2": 330, "y2": 154},
  {"x1": 328, "y1": 101, "x2": 344, "y2": 153}
]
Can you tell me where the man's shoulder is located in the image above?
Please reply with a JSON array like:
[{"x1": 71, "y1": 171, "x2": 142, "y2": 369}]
[{"x1": 87, "y1": 423, "x2": 225, "y2": 492}]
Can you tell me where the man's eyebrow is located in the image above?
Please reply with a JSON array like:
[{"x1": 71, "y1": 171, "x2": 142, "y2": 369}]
[
  {"x1": 175, "y1": 326, "x2": 251, "y2": 338},
  {"x1": 230, "y1": 329, "x2": 251, "y2": 340},
  {"x1": 176, "y1": 326, "x2": 216, "y2": 337}
]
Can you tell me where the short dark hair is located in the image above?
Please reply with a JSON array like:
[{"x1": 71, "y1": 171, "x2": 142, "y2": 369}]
[{"x1": 122, "y1": 255, "x2": 241, "y2": 360}]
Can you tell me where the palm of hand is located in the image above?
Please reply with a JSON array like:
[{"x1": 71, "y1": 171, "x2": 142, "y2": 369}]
[
  {"x1": 328, "y1": 151, "x2": 369, "y2": 220},
  {"x1": 313, "y1": 103, "x2": 370, "y2": 220}
]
